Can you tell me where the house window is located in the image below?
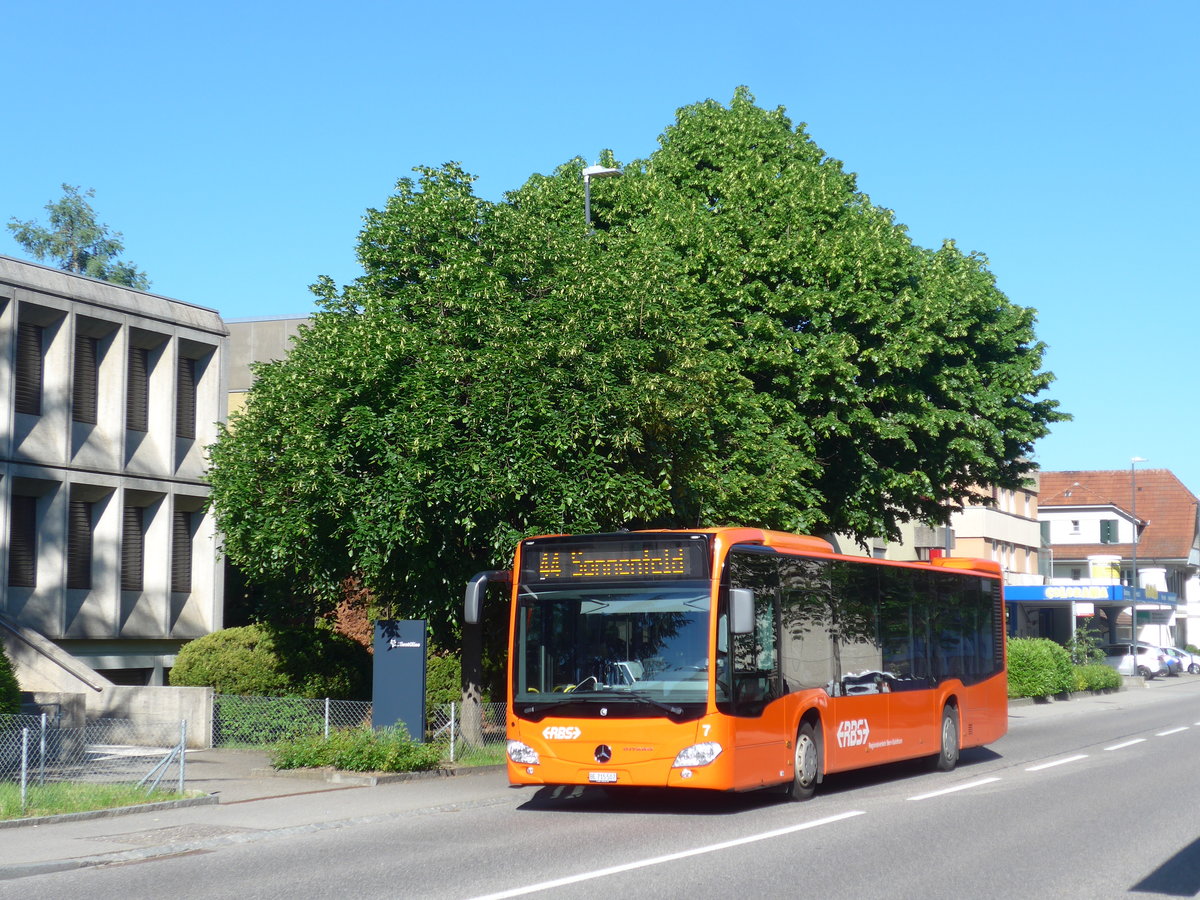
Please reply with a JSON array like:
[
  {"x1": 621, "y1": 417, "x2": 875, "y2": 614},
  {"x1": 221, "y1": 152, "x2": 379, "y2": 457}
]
[
  {"x1": 176, "y1": 356, "x2": 196, "y2": 439},
  {"x1": 172, "y1": 510, "x2": 193, "y2": 593},
  {"x1": 15, "y1": 322, "x2": 44, "y2": 416},
  {"x1": 1071, "y1": 568, "x2": 1082, "y2": 581},
  {"x1": 66, "y1": 499, "x2": 94, "y2": 589},
  {"x1": 121, "y1": 505, "x2": 145, "y2": 591},
  {"x1": 127, "y1": 346, "x2": 149, "y2": 432},
  {"x1": 7, "y1": 495, "x2": 37, "y2": 587},
  {"x1": 1070, "y1": 520, "x2": 1081, "y2": 535},
  {"x1": 73, "y1": 333, "x2": 99, "y2": 424},
  {"x1": 1099, "y1": 519, "x2": 1118, "y2": 544}
]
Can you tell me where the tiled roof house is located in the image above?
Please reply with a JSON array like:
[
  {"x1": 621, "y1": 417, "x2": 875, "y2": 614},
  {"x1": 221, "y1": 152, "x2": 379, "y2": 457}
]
[{"x1": 1039, "y1": 469, "x2": 1200, "y2": 645}]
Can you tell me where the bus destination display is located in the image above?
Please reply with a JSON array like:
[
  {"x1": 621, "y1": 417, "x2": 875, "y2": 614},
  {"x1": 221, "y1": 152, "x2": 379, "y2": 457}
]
[{"x1": 521, "y1": 539, "x2": 709, "y2": 583}]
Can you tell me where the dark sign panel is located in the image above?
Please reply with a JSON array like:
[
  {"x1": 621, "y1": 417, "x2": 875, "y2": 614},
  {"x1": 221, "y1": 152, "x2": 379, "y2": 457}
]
[
  {"x1": 520, "y1": 536, "x2": 710, "y2": 584},
  {"x1": 373, "y1": 620, "x2": 427, "y2": 739}
]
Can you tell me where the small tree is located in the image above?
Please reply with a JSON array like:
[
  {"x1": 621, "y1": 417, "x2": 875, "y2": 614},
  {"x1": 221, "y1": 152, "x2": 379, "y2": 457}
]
[
  {"x1": 8, "y1": 184, "x2": 150, "y2": 289},
  {"x1": 0, "y1": 646, "x2": 20, "y2": 715},
  {"x1": 1065, "y1": 621, "x2": 1105, "y2": 665}
]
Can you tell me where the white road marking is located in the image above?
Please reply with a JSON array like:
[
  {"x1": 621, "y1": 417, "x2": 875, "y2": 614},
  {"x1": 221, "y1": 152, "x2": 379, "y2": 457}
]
[
  {"x1": 907, "y1": 777, "x2": 1001, "y2": 801},
  {"x1": 468, "y1": 810, "x2": 866, "y2": 900},
  {"x1": 1026, "y1": 754, "x2": 1088, "y2": 771},
  {"x1": 1156, "y1": 727, "x2": 1188, "y2": 737},
  {"x1": 1105, "y1": 738, "x2": 1146, "y2": 751}
]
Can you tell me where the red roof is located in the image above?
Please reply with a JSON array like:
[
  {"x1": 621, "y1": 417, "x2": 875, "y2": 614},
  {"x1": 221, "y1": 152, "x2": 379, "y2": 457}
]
[{"x1": 1039, "y1": 470, "x2": 1199, "y2": 562}]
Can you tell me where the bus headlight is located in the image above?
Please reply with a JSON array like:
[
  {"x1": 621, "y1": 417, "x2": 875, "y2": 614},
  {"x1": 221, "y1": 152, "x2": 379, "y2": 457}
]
[
  {"x1": 672, "y1": 742, "x2": 723, "y2": 768},
  {"x1": 507, "y1": 740, "x2": 540, "y2": 765}
]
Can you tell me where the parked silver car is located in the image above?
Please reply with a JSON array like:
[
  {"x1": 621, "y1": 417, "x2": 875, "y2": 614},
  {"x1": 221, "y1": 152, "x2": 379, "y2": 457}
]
[
  {"x1": 1100, "y1": 643, "x2": 1169, "y2": 679},
  {"x1": 1161, "y1": 646, "x2": 1200, "y2": 675}
]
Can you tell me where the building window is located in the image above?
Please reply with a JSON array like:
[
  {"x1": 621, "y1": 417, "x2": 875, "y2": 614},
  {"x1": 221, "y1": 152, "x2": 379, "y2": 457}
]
[
  {"x1": 1099, "y1": 519, "x2": 1118, "y2": 544},
  {"x1": 73, "y1": 333, "x2": 99, "y2": 424},
  {"x1": 7, "y1": 495, "x2": 37, "y2": 587},
  {"x1": 66, "y1": 499, "x2": 94, "y2": 589},
  {"x1": 1071, "y1": 568, "x2": 1082, "y2": 581},
  {"x1": 121, "y1": 505, "x2": 144, "y2": 591},
  {"x1": 127, "y1": 346, "x2": 149, "y2": 432},
  {"x1": 176, "y1": 356, "x2": 196, "y2": 439},
  {"x1": 172, "y1": 510, "x2": 193, "y2": 593},
  {"x1": 15, "y1": 322, "x2": 44, "y2": 416},
  {"x1": 1070, "y1": 520, "x2": 1081, "y2": 535}
]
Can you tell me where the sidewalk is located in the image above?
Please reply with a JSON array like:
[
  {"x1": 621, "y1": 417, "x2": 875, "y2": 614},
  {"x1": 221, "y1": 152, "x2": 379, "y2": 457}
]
[{"x1": 0, "y1": 749, "x2": 512, "y2": 880}]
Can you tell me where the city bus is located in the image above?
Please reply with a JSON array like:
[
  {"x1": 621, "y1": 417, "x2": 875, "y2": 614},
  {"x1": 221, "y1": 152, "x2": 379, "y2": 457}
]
[{"x1": 464, "y1": 528, "x2": 1007, "y2": 800}]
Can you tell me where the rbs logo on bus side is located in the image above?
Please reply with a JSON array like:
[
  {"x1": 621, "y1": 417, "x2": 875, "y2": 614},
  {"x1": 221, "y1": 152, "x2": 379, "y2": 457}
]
[
  {"x1": 836, "y1": 718, "x2": 870, "y2": 748},
  {"x1": 543, "y1": 726, "x2": 582, "y2": 740}
]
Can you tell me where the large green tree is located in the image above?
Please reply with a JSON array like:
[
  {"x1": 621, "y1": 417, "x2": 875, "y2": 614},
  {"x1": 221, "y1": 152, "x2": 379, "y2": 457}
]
[
  {"x1": 207, "y1": 88, "x2": 1063, "y2": 646},
  {"x1": 8, "y1": 184, "x2": 150, "y2": 289}
]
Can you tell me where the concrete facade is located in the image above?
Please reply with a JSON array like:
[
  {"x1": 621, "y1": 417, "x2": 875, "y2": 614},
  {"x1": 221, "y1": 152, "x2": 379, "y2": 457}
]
[{"x1": 0, "y1": 255, "x2": 227, "y2": 685}]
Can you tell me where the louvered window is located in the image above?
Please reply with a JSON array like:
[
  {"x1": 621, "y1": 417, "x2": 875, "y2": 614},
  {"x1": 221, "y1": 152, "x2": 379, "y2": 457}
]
[
  {"x1": 15, "y1": 322, "x2": 43, "y2": 416},
  {"x1": 67, "y1": 499, "x2": 94, "y2": 589},
  {"x1": 176, "y1": 356, "x2": 196, "y2": 439},
  {"x1": 127, "y1": 346, "x2": 149, "y2": 432},
  {"x1": 121, "y1": 505, "x2": 144, "y2": 591},
  {"x1": 8, "y1": 495, "x2": 37, "y2": 587},
  {"x1": 73, "y1": 334, "x2": 99, "y2": 424},
  {"x1": 172, "y1": 510, "x2": 193, "y2": 593}
]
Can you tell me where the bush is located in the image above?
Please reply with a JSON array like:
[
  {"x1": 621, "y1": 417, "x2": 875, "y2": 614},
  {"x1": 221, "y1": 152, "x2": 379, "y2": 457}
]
[
  {"x1": 1073, "y1": 664, "x2": 1122, "y2": 692},
  {"x1": 426, "y1": 649, "x2": 461, "y2": 707},
  {"x1": 169, "y1": 624, "x2": 370, "y2": 699},
  {"x1": 214, "y1": 695, "x2": 325, "y2": 746},
  {"x1": 0, "y1": 647, "x2": 20, "y2": 716},
  {"x1": 1007, "y1": 637, "x2": 1075, "y2": 698},
  {"x1": 269, "y1": 725, "x2": 442, "y2": 773}
]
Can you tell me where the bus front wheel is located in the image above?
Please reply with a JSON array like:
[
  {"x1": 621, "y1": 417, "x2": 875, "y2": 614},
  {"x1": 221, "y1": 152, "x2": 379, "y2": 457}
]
[
  {"x1": 930, "y1": 705, "x2": 960, "y2": 772},
  {"x1": 788, "y1": 721, "x2": 822, "y2": 801}
]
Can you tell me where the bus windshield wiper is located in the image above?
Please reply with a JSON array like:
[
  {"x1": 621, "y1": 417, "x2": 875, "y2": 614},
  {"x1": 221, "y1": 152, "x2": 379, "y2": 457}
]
[{"x1": 612, "y1": 688, "x2": 683, "y2": 716}]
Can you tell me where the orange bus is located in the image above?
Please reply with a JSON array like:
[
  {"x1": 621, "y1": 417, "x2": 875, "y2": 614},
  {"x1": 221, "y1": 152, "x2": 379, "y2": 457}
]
[{"x1": 464, "y1": 528, "x2": 1007, "y2": 799}]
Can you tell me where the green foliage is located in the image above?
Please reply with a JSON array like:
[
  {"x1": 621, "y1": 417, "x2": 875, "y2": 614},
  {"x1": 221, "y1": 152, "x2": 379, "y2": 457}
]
[
  {"x1": 1186, "y1": 644, "x2": 1200, "y2": 656},
  {"x1": 269, "y1": 725, "x2": 442, "y2": 773},
  {"x1": 207, "y1": 87, "x2": 1065, "y2": 642},
  {"x1": 7, "y1": 185, "x2": 150, "y2": 288},
  {"x1": 1007, "y1": 637, "x2": 1075, "y2": 698},
  {"x1": 0, "y1": 647, "x2": 20, "y2": 716},
  {"x1": 425, "y1": 649, "x2": 463, "y2": 707},
  {"x1": 1065, "y1": 623, "x2": 1105, "y2": 665},
  {"x1": 1072, "y1": 663, "x2": 1122, "y2": 692},
  {"x1": 213, "y1": 695, "x2": 324, "y2": 746},
  {"x1": 0, "y1": 783, "x2": 190, "y2": 821},
  {"x1": 169, "y1": 624, "x2": 370, "y2": 699}
]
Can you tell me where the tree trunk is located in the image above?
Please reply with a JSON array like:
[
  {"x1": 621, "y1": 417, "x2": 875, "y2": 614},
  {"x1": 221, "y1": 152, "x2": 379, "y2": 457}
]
[{"x1": 460, "y1": 620, "x2": 483, "y2": 745}]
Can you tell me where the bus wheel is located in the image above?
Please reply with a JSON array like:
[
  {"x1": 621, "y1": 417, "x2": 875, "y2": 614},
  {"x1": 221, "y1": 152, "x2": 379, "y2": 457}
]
[
  {"x1": 930, "y1": 705, "x2": 960, "y2": 772},
  {"x1": 788, "y1": 721, "x2": 821, "y2": 801}
]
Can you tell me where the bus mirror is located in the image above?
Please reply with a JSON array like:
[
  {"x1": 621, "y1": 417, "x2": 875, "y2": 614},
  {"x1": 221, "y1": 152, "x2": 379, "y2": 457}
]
[
  {"x1": 464, "y1": 570, "x2": 511, "y2": 624},
  {"x1": 730, "y1": 588, "x2": 754, "y2": 634}
]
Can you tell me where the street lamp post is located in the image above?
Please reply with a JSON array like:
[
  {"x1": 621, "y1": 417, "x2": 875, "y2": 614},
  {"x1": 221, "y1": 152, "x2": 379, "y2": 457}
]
[
  {"x1": 582, "y1": 164, "x2": 622, "y2": 230},
  {"x1": 1129, "y1": 456, "x2": 1146, "y2": 662}
]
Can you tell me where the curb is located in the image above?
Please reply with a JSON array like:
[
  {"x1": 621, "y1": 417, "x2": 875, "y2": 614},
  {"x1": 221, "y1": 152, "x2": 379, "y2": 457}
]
[
  {"x1": 250, "y1": 763, "x2": 507, "y2": 786},
  {"x1": 0, "y1": 793, "x2": 218, "y2": 830}
]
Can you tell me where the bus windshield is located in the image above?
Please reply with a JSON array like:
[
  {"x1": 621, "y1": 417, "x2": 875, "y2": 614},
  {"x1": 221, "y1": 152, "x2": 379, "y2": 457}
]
[{"x1": 513, "y1": 582, "x2": 713, "y2": 715}]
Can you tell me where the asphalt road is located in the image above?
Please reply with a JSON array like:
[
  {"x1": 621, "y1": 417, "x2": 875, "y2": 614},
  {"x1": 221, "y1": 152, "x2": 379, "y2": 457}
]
[{"x1": 7, "y1": 680, "x2": 1200, "y2": 900}]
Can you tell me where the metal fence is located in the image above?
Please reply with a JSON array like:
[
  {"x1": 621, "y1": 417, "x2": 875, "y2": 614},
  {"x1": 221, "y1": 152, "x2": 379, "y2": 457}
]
[
  {"x1": 212, "y1": 695, "x2": 505, "y2": 764},
  {"x1": 0, "y1": 714, "x2": 188, "y2": 818}
]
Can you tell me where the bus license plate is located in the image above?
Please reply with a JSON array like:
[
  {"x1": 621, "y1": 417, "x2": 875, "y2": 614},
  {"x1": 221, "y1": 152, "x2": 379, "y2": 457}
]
[{"x1": 589, "y1": 772, "x2": 618, "y2": 784}]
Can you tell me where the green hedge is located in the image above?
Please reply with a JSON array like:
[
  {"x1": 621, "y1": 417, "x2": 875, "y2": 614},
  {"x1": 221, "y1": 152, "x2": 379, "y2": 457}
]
[
  {"x1": 169, "y1": 624, "x2": 370, "y2": 699},
  {"x1": 1008, "y1": 637, "x2": 1075, "y2": 698},
  {"x1": 0, "y1": 647, "x2": 19, "y2": 716},
  {"x1": 1073, "y1": 663, "x2": 1122, "y2": 692}
]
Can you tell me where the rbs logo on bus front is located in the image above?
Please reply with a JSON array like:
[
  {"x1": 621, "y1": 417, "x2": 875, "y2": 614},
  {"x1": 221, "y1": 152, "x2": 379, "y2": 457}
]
[
  {"x1": 836, "y1": 718, "x2": 870, "y2": 748},
  {"x1": 543, "y1": 726, "x2": 582, "y2": 741}
]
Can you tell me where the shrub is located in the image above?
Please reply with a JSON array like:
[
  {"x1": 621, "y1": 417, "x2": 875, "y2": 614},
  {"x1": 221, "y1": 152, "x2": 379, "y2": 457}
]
[
  {"x1": 0, "y1": 647, "x2": 20, "y2": 716},
  {"x1": 214, "y1": 695, "x2": 325, "y2": 746},
  {"x1": 426, "y1": 649, "x2": 461, "y2": 707},
  {"x1": 269, "y1": 725, "x2": 442, "y2": 773},
  {"x1": 1007, "y1": 637, "x2": 1075, "y2": 698},
  {"x1": 169, "y1": 624, "x2": 370, "y2": 699},
  {"x1": 1073, "y1": 664, "x2": 1122, "y2": 692}
]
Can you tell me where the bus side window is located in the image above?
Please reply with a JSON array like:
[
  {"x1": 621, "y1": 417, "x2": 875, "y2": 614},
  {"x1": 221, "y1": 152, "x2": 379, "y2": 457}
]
[{"x1": 728, "y1": 550, "x2": 781, "y2": 717}]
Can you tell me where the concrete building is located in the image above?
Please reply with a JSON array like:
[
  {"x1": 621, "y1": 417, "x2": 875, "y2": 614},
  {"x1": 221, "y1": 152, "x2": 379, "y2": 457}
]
[
  {"x1": 0, "y1": 255, "x2": 227, "y2": 686},
  {"x1": 1011, "y1": 469, "x2": 1199, "y2": 648},
  {"x1": 225, "y1": 315, "x2": 307, "y2": 417}
]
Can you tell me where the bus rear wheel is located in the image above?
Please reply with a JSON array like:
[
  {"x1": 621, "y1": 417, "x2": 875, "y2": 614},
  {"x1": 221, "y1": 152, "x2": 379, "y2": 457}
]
[
  {"x1": 787, "y1": 721, "x2": 822, "y2": 801},
  {"x1": 929, "y1": 705, "x2": 960, "y2": 772}
]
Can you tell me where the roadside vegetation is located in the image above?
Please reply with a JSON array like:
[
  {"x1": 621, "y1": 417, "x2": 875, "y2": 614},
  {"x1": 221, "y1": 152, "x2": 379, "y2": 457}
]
[
  {"x1": 269, "y1": 725, "x2": 442, "y2": 773},
  {"x1": 1008, "y1": 635, "x2": 1122, "y2": 699},
  {"x1": 0, "y1": 784, "x2": 193, "y2": 821}
]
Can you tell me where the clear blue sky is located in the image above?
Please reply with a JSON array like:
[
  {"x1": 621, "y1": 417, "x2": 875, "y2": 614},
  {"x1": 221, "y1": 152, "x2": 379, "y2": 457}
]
[{"x1": 4, "y1": 1, "x2": 1197, "y2": 492}]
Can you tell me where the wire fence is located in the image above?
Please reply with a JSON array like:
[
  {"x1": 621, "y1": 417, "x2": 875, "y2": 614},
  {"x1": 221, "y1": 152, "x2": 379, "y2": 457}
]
[
  {"x1": 212, "y1": 695, "x2": 505, "y2": 764},
  {"x1": 0, "y1": 714, "x2": 188, "y2": 818}
]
